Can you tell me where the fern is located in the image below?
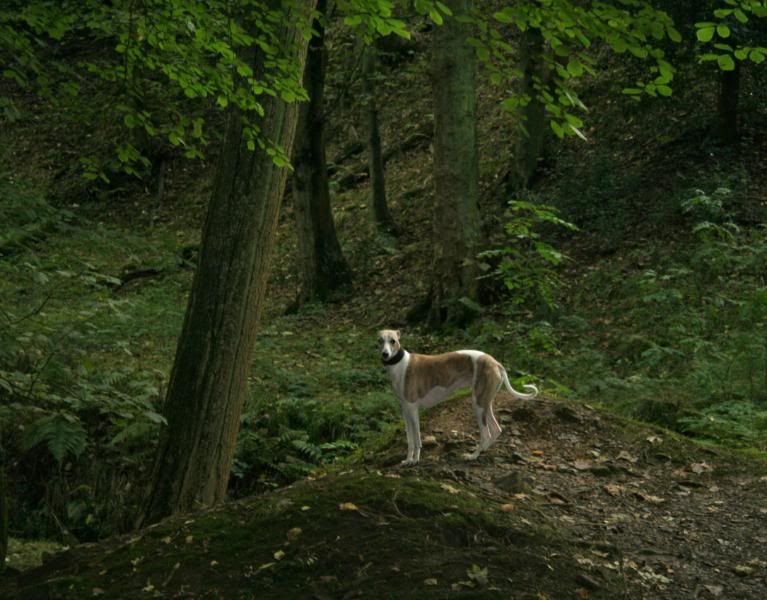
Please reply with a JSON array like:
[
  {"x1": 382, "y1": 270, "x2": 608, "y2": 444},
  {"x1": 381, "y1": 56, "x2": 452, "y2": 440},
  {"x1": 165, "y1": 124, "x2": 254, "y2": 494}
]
[{"x1": 23, "y1": 413, "x2": 87, "y2": 465}]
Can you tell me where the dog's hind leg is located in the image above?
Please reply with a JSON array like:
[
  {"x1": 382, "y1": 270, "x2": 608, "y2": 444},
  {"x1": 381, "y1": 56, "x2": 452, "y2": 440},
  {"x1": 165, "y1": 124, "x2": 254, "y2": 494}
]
[{"x1": 463, "y1": 399, "x2": 490, "y2": 460}]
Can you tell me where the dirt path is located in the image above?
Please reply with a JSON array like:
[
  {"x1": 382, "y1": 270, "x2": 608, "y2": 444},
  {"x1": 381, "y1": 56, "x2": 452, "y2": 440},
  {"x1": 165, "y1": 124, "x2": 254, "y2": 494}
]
[{"x1": 411, "y1": 394, "x2": 767, "y2": 599}]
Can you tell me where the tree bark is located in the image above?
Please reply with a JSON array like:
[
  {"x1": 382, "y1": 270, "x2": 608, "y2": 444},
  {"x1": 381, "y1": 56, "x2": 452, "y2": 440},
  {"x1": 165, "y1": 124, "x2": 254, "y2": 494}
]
[
  {"x1": 363, "y1": 45, "x2": 398, "y2": 233},
  {"x1": 425, "y1": 0, "x2": 480, "y2": 327},
  {"x1": 0, "y1": 459, "x2": 7, "y2": 573},
  {"x1": 139, "y1": 0, "x2": 317, "y2": 526},
  {"x1": 292, "y1": 0, "x2": 352, "y2": 304},
  {"x1": 717, "y1": 62, "x2": 740, "y2": 145},
  {"x1": 512, "y1": 27, "x2": 549, "y2": 192}
]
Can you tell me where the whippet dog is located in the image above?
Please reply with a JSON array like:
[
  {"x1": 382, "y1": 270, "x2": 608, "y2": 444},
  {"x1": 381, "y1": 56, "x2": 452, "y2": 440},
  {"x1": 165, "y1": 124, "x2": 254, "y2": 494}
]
[{"x1": 379, "y1": 329, "x2": 538, "y2": 465}]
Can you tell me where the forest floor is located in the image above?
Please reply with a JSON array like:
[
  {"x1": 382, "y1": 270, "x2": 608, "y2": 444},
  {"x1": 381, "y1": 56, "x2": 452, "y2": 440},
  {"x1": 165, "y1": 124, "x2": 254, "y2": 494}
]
[{"x1": 3, "y1": 394, "x2": 766, "y2": 599}]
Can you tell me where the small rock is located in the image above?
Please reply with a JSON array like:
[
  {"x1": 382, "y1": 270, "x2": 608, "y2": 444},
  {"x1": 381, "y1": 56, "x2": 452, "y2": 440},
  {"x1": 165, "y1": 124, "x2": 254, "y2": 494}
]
[
  {"x1": 422, "y1": 435, "x2": 438, "y2": 447},
  {"x1": 494, "y1": 472, "x2": 531, "y2": 494}
]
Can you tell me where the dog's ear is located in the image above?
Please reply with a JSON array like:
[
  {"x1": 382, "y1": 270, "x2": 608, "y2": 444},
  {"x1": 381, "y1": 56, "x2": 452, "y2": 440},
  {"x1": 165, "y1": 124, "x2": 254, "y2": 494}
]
[{"x1": 395, "y1": 329, "x2": 401, "y2": 340}]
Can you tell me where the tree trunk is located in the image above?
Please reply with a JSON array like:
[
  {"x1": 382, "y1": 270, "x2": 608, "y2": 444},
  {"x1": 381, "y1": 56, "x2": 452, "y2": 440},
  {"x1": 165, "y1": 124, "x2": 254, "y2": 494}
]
[
  {"x1": 363, "y1": 45, "x2": 398, "y2": 233},
  {"x1": 292, "y1": 0, "x2": 352, "y2": 304},
  {"x1": 139, "y1": 1, "x2": 317, "y2": 526},
  {"x1": 425, "y1": 0, "x2": 480, "y2": 327},
  {"x1": 717, "y1": 62, "x2": 740, "y2": 145},
  {"x1": 0, "y1": 459, "x2": 7, "y2": 573},
  {"x1": 512, "y1": 27, "x2": 548, "y2": 192}
]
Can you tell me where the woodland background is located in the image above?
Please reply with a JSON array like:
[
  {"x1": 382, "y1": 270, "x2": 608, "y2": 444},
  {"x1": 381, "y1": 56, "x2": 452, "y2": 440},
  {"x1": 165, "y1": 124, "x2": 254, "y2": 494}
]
[{"x1": 1, "y1": 0, "x2": 767, "y2": 597}]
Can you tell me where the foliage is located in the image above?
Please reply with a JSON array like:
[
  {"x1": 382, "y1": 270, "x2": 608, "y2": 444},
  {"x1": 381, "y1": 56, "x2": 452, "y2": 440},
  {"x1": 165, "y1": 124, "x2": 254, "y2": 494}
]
[
  {"x1": 541, "y1": 185, "x2": 767, "y2": 451},
  {"x1": 473, "y1": 0, "x2": 680, "y2": 138},
  {"x1": 480, "y1": 199, "x2": 576, "y2": 311},
  {"x1": 694, "y1": 0, "x2": 767, "y2": 70},
  {"x1": 232, "y1": 387, "x2": 393, "y2": 492},
  {"x1": 0, "y1": 183, "x2": 174, "y2": 540}
]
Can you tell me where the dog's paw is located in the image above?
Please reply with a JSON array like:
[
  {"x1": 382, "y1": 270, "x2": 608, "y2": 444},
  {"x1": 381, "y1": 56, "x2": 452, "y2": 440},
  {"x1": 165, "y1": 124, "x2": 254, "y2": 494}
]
[{"x1": 400, "y1": 458, "x2": 418, "y2": 466}]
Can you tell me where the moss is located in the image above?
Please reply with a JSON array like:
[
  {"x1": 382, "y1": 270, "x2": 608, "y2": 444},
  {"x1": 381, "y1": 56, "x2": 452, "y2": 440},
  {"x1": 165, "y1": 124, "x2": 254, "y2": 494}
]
[{"x1": 2, "y1": 470, "x2": 621, "y2": 599}]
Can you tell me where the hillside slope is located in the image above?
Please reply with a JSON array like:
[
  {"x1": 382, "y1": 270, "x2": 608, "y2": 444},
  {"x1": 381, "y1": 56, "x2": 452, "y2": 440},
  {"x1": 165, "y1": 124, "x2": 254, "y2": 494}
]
[{"x1": 3, "y1": 395, "x2": 765, "y2": 599}]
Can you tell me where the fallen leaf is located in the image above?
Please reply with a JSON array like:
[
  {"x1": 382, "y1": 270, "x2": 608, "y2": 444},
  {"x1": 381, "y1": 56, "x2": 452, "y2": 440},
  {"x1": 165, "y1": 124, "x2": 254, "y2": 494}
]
[
  {"x1": 286, "y1": 527, "x2": 302, "y2": 541},
  {"x1": 603, "y1": 484, "x2": 624, "y2": 497},
  {"x1": 633, "y1": 491, "x2": 665, "y2": 504},
  {"x1": 440, "y1": 483, "x2": 460, "y2": 495},
  {"x1": 616, "y1": 451, "x2": 638, "y2": 463},
  {"x1": 466, "y1": 564, "x2": 489, "y2": 586},
  {"x1": 257, "y1": 562, "x2": 275, "y2": 571},
  {"x1": 210, "y1": 560, "x2": 219, "y2": 567},
  {"x1": 339, "y1": 502, "x2": 359, "y2": 511},
  {"x1": 301, "y1": 505, "x2": 311, "y2": 511},
  {"x1": 513, "y1": 493, "x2": 530, "y2": 500},
  {"x1": 185, "y1": 535, "x2": 193, "y2": 544},
  {"x1": 273, "y1": 550, "x2": 286, "y2": 561},
  {"x1": 702, "y1": 584, "x2": 723, "y2": 597},
  {"x1": 424, "y1": 578, "x2": 438, "y2": 586},
  {"x1": 422, "y1": 435, "x2": 438, "y2": 447},
  {"x1": 573, "y1": 459, "x2": 592, "y2": 471},
  {"x1": 646, "y1": 435, "x2": 663, "y2": 445},
  {"x1": 92, "y1": 589, "x2": 105, "y2": 597},
  {"x1": 532, "y1": 449, "x2": 545, "y2": 456},
  {"x1": 161, "y1": 536, "x2": 172, "y2": 545},
  {"x1": 500, "y1": 503, "x2": 515, "y2": 512},
  {"x1": 734, "y1": 564, "x2": 754, "y2": 577},
  {"x1": 575, "y1": 588, "x2": 590, "y2": 599},
  {"x1": 690, "y1": 462, "x2": 712, "y2": 474}
]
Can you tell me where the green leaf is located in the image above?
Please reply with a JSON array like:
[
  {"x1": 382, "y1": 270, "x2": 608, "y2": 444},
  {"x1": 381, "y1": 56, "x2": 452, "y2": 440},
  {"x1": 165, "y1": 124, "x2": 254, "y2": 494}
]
[
  {"x1": 717, "y1": 53, "x2": 735, "y2": 71},
  {"x1": 734, "y1": 9, "x2": 748, "y2": 24},
  {"x1": 717, "y1": 24, "x2": 730, "y2": 39},
  {"x1": 696, "y1": 26, "x2": 715, "y2": 43}
]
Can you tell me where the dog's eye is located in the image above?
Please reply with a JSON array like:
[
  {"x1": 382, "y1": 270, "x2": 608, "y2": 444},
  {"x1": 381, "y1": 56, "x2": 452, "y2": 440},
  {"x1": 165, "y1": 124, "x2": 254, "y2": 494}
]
[{"x1": 377, "y1": 338, "x2": 383, "y2": 344}]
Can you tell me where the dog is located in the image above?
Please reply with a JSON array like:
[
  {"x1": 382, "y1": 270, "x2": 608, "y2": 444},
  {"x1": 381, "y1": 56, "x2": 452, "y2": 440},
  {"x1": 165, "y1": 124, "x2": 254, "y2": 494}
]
[{"x1": 378, "y1": 329, "x2": 538, "y2": 465}]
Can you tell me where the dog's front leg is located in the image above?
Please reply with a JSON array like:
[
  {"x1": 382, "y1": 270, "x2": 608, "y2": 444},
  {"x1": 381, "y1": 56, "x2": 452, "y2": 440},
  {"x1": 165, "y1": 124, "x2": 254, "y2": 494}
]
[{"x1": 400, "y1": 401, "x2": 421, "y2": 465}]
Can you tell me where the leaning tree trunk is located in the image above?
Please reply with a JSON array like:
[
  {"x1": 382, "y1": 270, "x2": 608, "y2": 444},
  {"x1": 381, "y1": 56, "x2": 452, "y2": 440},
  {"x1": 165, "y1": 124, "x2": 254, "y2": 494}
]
[
  {"x1": 425, "y1": 0, "x2": 480, "y2": 326},
  {"x1": 363, "y1": 45, "x2": 398, "y2": 233},
  {"x1": 292, "y1": 0, "x2": 352, "y2": 304},
  {"x1": 139, "y1": 0, "x2": 317, "y2": 526}
]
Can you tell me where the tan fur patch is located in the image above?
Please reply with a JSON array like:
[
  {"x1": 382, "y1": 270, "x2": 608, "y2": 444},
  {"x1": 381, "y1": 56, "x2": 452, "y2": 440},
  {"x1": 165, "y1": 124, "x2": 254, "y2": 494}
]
[{"x1": 404, "y1": 353, "x2": 475, "y2": 402}]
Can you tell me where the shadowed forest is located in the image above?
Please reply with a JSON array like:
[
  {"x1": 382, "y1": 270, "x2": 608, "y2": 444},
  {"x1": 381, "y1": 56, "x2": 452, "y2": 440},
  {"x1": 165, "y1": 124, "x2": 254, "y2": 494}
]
[{"x1": 1, "y1": 0, "x2": 767, "y2": 598}]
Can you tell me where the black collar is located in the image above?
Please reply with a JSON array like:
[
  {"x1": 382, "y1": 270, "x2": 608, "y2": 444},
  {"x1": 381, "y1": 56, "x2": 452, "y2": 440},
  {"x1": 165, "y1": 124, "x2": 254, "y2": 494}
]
[{"x1": 382, "y1": 348, "x2": 405, "y2": 366}]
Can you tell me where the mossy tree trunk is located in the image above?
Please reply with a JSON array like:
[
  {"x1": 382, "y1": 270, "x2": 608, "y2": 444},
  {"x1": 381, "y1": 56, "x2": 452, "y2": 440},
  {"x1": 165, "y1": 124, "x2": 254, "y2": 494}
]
[
  {"x1": 293, "y1": 0, "x2": 352, "y2": 304},
  {"x1": 139, "y1": 0, "x2": 317, "y2": 526},
  {"x1": 425, "y1": 0, "x2": 480, "y2": 326},
  {"x1": 363, "y1": 45, "x2": 398, "y2": 233},
  {"x1": 512, "y1": 27, "x2": 549, "y2": 192}
]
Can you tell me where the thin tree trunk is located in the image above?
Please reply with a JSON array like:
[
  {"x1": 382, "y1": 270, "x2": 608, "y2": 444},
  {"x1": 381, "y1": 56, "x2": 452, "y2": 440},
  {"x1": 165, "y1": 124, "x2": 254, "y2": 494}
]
[
  {"x1": 717, "y1": 62, "x2": 740, "y2": 144},
  {"x1": 512, "y1": 27, "x2": 548, "y2": 192},
  {"x1": 139, "y1": 0, "x2": 317, "y2": 526},
  {"x1": 0, "y1": 455, "x2": 7, "y2": 572},
  {"x1": 363, "y1": 45, "x2": 398, "y2": 233},
  {"x1": 425, "y1": 0, "x2": 480, "y2": 326},
  {"x1": 292, "y1": 0, "x2": 352, "y2": 304}
]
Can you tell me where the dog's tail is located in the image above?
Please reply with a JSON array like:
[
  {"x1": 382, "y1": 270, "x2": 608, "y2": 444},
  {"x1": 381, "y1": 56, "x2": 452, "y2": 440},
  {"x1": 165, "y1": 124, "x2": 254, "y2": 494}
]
[{"x1": 500, "y1": 367, "x2": 539, "y2": 399}]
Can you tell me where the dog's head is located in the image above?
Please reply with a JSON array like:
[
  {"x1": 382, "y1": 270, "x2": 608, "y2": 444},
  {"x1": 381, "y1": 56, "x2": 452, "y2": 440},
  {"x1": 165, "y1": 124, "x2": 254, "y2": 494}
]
[{"x1": 377, "y1": 329, "x2": 401, "y2": 362}]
